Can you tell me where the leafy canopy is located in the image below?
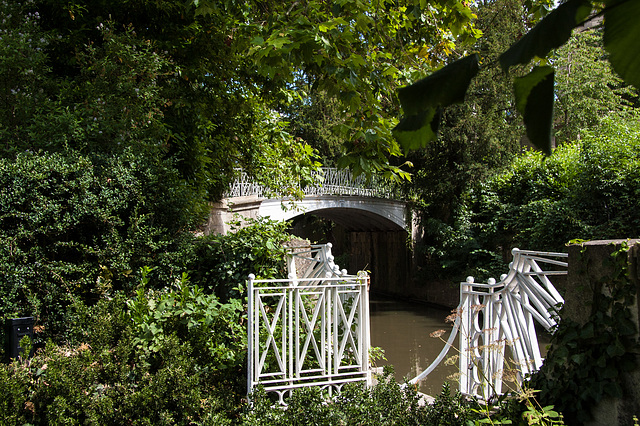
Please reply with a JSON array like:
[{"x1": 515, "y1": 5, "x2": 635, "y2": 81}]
[
  {"x1": 194, "y1": 0, "x2": 482, "y2": 180},
  {"x1": 395, "y1": 0, "x2": 640, "y2": 154}
]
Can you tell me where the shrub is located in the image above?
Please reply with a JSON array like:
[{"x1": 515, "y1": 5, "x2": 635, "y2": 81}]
[
  {"x1": 425, "y1": 381, "x2": 475, "y2": 425},
  {"x1": 125, "y1": 268, "x2": 247, "y2": 386},
  {"x1": 438, "y1": 116, "x2": 640, "y2": 281},
  {"x1": 0, "y1": 285, "x2": 244, "y2": 425},
  {"x1": 189, "y1": 216, "x2": 290, "y2": 302},
  {"x1": 243, "y1": 368, "x2": 432, "y2": 425},
  {"x1": 0, "y1": 151, "x2": 199, "y2": 351}
]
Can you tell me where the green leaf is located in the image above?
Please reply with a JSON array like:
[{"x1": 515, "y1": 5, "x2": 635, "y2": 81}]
[
  {"x1": 393, "y1": 54, "x2": 479, "y2": 150},
  {"x1": 513, "y1": 66, "x2": 554, "y2": 154},
  {"x1": 571, "y1": 353, "x2": 586, "y2": 364},
  {"x1": 499, "y1": 0, "x2": 592, "y2": 72},
  {"x1": 397, "y1": 54, "x2": 480, "y2": 116},
  {"x1": 604, "y1": 381, "x2": 623, "y2": 398},
  {"x1": 604, "y1": 0, "x2": 640, "y2": 91},
  {"x1": 579, "y1": 322, "x2": 595, "y2": 339},
  {"x1": 392, "y1": 108, "x2": 442, "y2": 151},
  {"x1": 606, "y1": 338, "x2": 625, "y2": 357},
  {"x1": 268, "y1": 37, "x2": 290, "y2": 49}
]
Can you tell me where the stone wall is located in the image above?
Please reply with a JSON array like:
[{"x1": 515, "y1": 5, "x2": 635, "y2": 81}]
[{"x1": 560, "y1": 239, "x2": 640, "y2": 425}]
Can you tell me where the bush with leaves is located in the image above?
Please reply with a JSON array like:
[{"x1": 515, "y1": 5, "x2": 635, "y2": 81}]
[
  {"x1": 243, "y1": 367, "x2": 432, "y2": 425},
  {"x1": 0, "y1": 294, "x2": 239, "y2": 425},
  {"x1": 0, "y1": 151, "x2": 199, "y2": 352},
  {"x1": 1, "y1": 280, "x2": 246, "y2": 424},
  {"x1": 420, "y1": 116, "x2": 640, "y2": 282},
  {"x1": 471, "y1": 117, "x2": 640, "y2": 254},
  {"x1": 125, "y1": 267, "x2": 247, "y2": 385},
  {"x1": 189, "y1": 217, "x2": 291, "y2": 302}
]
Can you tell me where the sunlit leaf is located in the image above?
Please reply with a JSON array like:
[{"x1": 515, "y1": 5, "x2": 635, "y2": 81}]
[
  {"x1": 392, "y1": 108, "x2": 442, "y2": 151},
  {"x1": 514, "y1": 66, "x2": 554, "y2": 154},
  {"x1": 397, "y1": 54, "x2": 479, "y2": 116},
  {"x1": 500, "y1": 0, "x2": 592, "y2": 72},
  {"x1": 604, "y1": 0, "x2": 640, "y2": 91},
  {"x1": 393, "y1": 54, "x2": 479, "y2": 150}
]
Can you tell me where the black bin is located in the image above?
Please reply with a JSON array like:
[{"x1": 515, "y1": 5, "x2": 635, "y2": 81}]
[{"x1": 4, "y1": 317, "x2": 34, "y2": 361}]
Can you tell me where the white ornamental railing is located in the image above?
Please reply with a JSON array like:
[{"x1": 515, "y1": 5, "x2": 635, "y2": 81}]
[
  {"x1": 286, "y1": 243, "x2": 351, "y2": 282},
  {"x1": 247, "y1": 244, "x2": 371, "y2": 403},
  {"x1": 410, "y1": 248, "x2": 567, "y2": 400},
  {"x1": 227, "y1": 168, "x2": 397, "y2": 199}
]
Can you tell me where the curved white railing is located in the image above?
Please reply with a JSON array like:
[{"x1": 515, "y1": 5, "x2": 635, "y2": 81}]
[
  {"x1": 410, "y1": 248, "x2": 567, "y2": 400},
  {"x1": 226, "y1": 168, "x2": 398, "y2": 199},
  {"x1": 286, "y1": 243, "x2": 350, "y2": 282}
]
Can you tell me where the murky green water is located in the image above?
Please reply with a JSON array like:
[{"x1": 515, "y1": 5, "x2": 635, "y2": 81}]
[
  {"x1": 370, "y1": 296, "x2": 553, "y2": 397},
  {"x1": 369, "y1": 297, "x2": 458, "y2": 397}
]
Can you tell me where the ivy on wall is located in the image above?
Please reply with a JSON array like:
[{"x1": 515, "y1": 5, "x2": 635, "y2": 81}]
[{"x1": 530, "y1": 241, "x2": 639, "y2": 424}]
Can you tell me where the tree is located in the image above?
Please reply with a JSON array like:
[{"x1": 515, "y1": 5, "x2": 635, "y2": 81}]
[
  {"x1": 281, "y1": 90, "x2": 346, "y2": 165},
  {"x1": 401, "y1": 0, "x2": 533, "y2": 279},
  {"x1": 394, "y1": 0, "x2": 640, "y2": 155},
  {"x1": 1, "y1": 0, "x2": 322, "y2": 203},
  {"x1": 553, "y1": 28, "x2": 639, "y2": 143},
  {"x1": 194, "y1": 0, "x2": 482, "y2": 180}
]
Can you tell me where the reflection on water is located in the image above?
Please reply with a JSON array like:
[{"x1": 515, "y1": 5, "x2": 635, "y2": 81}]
[{"x1": 369, "y1": 297, "x2": 458, "y2": 397}]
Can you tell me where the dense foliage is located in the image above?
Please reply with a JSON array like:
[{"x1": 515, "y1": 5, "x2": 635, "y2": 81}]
[
  {"x1": 0, "y1": 151, "x2": 197, "y2": 344},
  {"x1": 553, "y1": 30, "x2": 639, "y2": 144},
  {"x1": 418, "y1": 117, "x2": 640, "y2": 281},
  {"x1": 1, "y1": 288, "x2": 244, "y2": 424},
  {"x1": 402, "y1": 0, "x2": 639, "y2": 282},
  {"x1": 193, "y1": 0, "x2": 481, "y2": 179},
  {"x1": 1, "y1": 0, "x2": 322, "y2": 202},
  {"x1": 403, "y1": 0, "x2": 529, "y2": 280},
  {"x1": 189, "y1": 217, "x2": 290, "y2": 302},
  {"x1": 394, "y1": 0, "x2": 640, "y2": 154},
  {"x1": 0, "y1": 217, "x2": 289, "y2": 423}
]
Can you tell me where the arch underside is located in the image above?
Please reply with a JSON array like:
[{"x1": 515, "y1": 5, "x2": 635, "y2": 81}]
[
  {"x1": 257, "y1": 196, "x2": 407, "y2": 231},
  {"x1": 294, "y1": 208, "x2": 402, "y2": 231}
]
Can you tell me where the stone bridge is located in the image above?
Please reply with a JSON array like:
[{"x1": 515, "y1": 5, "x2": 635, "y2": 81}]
[
  {"x1": 204, "y1": 168, "x2": 409, "y2": 235},
  {"x1": 203, "y1": 168, "x2": 415, "y2": 300}
]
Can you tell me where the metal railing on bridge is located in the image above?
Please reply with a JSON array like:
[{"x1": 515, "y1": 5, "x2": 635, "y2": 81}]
[
  {"x1": 410, "y1": 248, "x2": 568, "y2": 400},
  {"x1": 227, "y1": 168, "x2": 398, "y2": 199}
]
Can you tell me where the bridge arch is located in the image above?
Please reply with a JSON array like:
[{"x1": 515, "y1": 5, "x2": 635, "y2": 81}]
[
  {"x1": 258, "y1": 195, "x2": 407, "y2": 231},
  {"x1": 205, "y1": 168, "x2": 410, "y2": 235}
]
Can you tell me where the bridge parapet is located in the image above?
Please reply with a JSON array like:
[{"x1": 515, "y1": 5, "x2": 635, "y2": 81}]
[{"x1": 226, "y1": 168, "x2": 399, "y2": 200}]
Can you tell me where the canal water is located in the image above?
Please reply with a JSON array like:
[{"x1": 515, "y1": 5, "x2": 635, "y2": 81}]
[
  {"x1": 369, "y1": 296, "x2": 458, "y2": 397},
  {"x1": 369, "y1": 296, "x2": 553, "y2": 397}
]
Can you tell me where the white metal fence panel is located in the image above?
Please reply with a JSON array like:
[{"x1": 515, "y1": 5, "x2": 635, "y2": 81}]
[
  {"x1": 247, "y1": 275, "x2": 371, "y2": 404},
  {"x1": 410, "y1": 248, "x2": 567, "y2": 400}
]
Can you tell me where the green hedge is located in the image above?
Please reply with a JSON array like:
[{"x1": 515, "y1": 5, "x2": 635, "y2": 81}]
[
  {"x1": 0, "y1": 151, "x2": 199, "y2": 348},
  {"x1": 474, "y1": 118, "x2": 640, "y2": 253},
  {"x1": 421, "y1": 117, "x2": 640, "y2": 281}
]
